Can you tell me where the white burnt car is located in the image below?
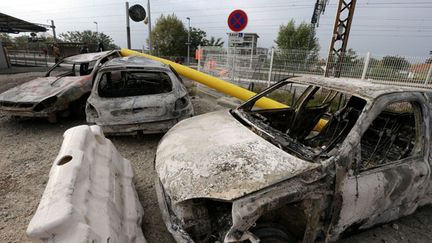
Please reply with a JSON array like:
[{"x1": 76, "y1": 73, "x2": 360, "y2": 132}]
[
  {"x1": 155, "y1": 76, "x2": 432, "y2": 242},
  {"x1": 0, "y1": 51, "x2": 119, "y2": 122},
  {"x1": 86, "y1": 56, "x2": 194, "y2": 134}
]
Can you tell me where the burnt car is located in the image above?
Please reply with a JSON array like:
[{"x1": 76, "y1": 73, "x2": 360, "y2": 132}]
[
  {"x1": 155, "y1": 76, "x2": 432, "y2": 242},
  {"x1": 0, "y1": 50, "x2": 120, "y2": 122},
  {"x1": 86, "y1": 56, "x2": 194, "y2": 134}
]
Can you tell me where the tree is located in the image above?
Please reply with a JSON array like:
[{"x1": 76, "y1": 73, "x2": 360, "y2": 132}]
[
  {"x1": 190, "y1": 27, "x2": 207, "y2": 51},
  {"x1": 0, "y1": 33, "x2": 12, "y2": 43},
  {"x1": 274, "y1": 20, "x2": 320, "y2": 72},
  {"x1": 275, "y1": 20, "x2": 319, "y2": 52},
  {"x1": 381, "y1": 56, "x2": 410, "y2": 70},
  {"x1": 426, "y1": 57, "x2": 432, "y2": 64},
  {"x1": 340, "y1": 48, "x2": 364, "y2": 77},
  {"x1": 59, "y1": 30, "x2": 118, "y2": 50},
  {"x1": 151, "y1": 14, "x2": 188, "y2": 56},
  {"x1": 205, "y1": 36, "x2": 224, "y2": 47}
]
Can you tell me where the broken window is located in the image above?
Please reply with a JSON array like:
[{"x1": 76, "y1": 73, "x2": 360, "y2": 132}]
[
  {"x1": 98, "y1": 70, "x2": 173, "y2": 97},
  {"x1": 47, "y1": 61, "x2": 97, "y2": 78},
  {"x1": 359, "y1": 101, "x2": 420, "y2": 171},
  {"x1": 235, "y1": 81, "x2": 366, "y2": 161}
]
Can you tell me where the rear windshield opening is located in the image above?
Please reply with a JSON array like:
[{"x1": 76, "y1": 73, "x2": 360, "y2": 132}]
[{"x1": 98, "y1": 70, "x2": 172, "y2": 97}]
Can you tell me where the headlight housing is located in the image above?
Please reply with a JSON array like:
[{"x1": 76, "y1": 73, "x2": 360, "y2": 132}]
[{"x1": 34, "y1": 96, "x2": 58, "y2": 112}]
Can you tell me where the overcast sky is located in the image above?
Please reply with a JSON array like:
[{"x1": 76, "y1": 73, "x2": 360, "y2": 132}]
[{"x1": 1, "y1": 0, "x2": 431, "y2": 57}]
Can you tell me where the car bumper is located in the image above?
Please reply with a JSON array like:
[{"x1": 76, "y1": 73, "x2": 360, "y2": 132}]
[
  {"x1": 0, "y1": 106, "x2": 50, "y2": 117},
  {"x1": 155, "y1": 177, "x2": 194, "y2": 243},
  {"x1": 99, "y1": 119, "x2": 181, "y2": 135}
]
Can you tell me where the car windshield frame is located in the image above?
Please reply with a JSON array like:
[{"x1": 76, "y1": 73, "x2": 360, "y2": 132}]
[{"x1": 234, "y1": 79, "x2": 367, "y2": 162}]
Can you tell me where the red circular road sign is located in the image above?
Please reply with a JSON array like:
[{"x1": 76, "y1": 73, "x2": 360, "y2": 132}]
[{"x1": 228, "y1": 9, "x2": 248, "y2": 32}]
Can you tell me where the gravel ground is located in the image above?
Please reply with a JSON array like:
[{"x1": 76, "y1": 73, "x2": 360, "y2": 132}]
[{"x1": 0, "y1": 73, "x2": 432, "y2": 243}]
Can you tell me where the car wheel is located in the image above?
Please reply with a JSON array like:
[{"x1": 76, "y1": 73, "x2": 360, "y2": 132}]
[
  {"x1": 47, "y1": 113, "x2": 57, "y2": 123},
  {"x1": 251, "y1": 223, "x2": 297, "y2": 243},
  {"x1": 72, "y1": 95, "x2": 89, "y2": 118}
]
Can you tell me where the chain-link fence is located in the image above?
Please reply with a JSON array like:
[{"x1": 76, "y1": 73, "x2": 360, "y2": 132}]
[{"x1": 197, "y1": 46, "x2": 432, "y2": 88}]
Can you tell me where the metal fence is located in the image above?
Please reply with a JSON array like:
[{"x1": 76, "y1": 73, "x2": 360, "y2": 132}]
[
  {"x1": 7, "y1": 50, "x2": 51, "y2": 67},
  {"x1": 197, "y1": 47, "x2": 432, "y2": 88}
]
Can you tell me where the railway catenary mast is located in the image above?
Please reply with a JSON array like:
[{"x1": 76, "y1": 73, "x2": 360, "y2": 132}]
[{"x1": 324, "y1": 0, "x2": 357, "y2": 77}]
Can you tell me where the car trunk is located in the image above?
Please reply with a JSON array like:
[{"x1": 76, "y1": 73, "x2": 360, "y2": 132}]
[{"x1": 89, "y1": 93, "x2": 178, "y2": 125}]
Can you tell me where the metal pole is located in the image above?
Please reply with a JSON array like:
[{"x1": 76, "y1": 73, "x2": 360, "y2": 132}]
[
  {"x1": 425, "y1": 63, "x2": 432, "y2": 85},
  {"x1": 361, "y1": 51, "x2": 370, "y2": 80},
  {"x1": 186, "y1": 17, "x2": 191, "y2": 65},
  {"x1": 197, "y1": 45, "x2": 201, "y2": 71},
  {"x1": 267, "y1": 48, "x2": 275, "y2": 87},
  {"x1": 93, "y1": 21, "x2": 98, "y2": 34},
  {"x1": 249, "y1": 35, "x2": 254, "y2": 69},
  {"x1": 147, "y1": 0, "x2": 152, "y2": 53},
  {"x1": 324, "y1": 0, "x2": 357, "y2": 77},
  {"x1": 51, "y1": 20, "x2": 57, "y2": 42},
  {"x1": 125, "y1": 2, "x2": 131, "y2": 49}
]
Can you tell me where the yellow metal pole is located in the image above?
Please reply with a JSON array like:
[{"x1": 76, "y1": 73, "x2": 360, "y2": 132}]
[
  {"x1": 119, "y1": 48, "x2": 327, "y2": 129},
  {"x1": 120, "y1": 48, "x2": 286, "y2": 109}
]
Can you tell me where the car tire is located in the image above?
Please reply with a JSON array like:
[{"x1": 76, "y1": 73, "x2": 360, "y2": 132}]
[
  {"x1": 72, "y1": 95, "x2": 89, "y2": 118},
  {"x1": 47, "y1": 113, "x2": 57, "y2": 123},
  {"x1": 251, "y1": 223, "x2": 297, "y2": 243}
]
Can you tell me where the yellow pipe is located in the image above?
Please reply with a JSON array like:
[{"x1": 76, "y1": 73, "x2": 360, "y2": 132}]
[
  {"x1": 119, "y1": 48, "x2": 327, "y2": 130},
  {"x1": 120, "y1": 48, "x2": 287, "y2": 109}
]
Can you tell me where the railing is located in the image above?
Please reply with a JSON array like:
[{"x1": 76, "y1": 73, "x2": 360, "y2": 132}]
[
  {"x1": 197, "y1": 47, "x2": 432, "y2": 88},
  {"x1": 7, "y1": 50, "x2": 52, "y2": 67}
]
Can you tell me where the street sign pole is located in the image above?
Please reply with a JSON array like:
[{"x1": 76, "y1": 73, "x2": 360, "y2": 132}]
[
  {"x1": 186, "y1": 17, "x2": 191, "y2": 65},
  {"x1": 125, "y1": 2, "x2": 131, "y2": 49}
]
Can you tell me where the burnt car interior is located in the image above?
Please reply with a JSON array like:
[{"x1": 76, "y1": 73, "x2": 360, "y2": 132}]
[
  {"x1": 97, "y1": 70, "x2": 173, "y2": 97},
  {"x1": 232, "y1": 85, "x2": 423, "y2": 242},
  {"x1": 359, "y1": 101, "x2": 418, "y2": 170},
  {"x1": 235, "y1": 81, "x2": 367, "y2": 161}
]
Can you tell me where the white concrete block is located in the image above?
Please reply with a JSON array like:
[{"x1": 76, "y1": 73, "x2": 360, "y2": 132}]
[{"x1": 27, "y1": 125, "x2": 146, "y2": 243}]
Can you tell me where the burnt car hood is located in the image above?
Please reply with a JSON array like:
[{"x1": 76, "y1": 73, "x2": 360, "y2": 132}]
[
  {"x1": 155, "y1": 109, "x2": 320, "y2": 204},
  {"x1": 0, "y1": 76, "x2": 88, "y2": 103}
]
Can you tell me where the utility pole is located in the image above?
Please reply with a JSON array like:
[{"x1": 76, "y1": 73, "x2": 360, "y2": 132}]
[
  {"x1": 186, "y1": 17, "x2": 191, "y2": 65},
  {"x1": 309, "y1": 0, "x2": 328, "y2": 49},
  {"x1": 125, "y1": 2, "x2": 131, "y2": 49},
  {"x1": 147, "y1": 0, "x2": 152, "y2": 53},
  {"x1": 324, "y1": 0, "x2": 357, "y2": 77},
  {"x1": 50, "y1": 20, "x2": 57, "y2": 42}
]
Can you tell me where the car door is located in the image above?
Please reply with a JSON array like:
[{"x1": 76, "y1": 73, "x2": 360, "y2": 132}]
[{"x1": 328, "y1": 93, "x2": 430, "y2": 241}]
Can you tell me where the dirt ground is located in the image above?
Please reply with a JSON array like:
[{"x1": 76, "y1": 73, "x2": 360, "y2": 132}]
[{"x1": 0, "y1": 72, "x2": 432, "y2": 243}]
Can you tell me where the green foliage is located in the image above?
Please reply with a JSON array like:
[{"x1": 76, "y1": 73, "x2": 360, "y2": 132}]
[
  {"x1": 0, "y1": 33, "x2": 12, "y2": 43},
  {"x1": 0, "y1": 33, "x2": 59, "y2": 50},
  {"x1": 274, "y1": 20, "x2": 320, "y2": 73},
  {"x1": 205, "y1": 36, "x2": 224, "y2": 47},
  {"x1": 340, "y1": 48, "x2": 364, "y2": 77},
  {"x1": 425, "y1": 57, "x2": 432, "y2": 64},
  {"x1": 381, "y1": 56, "x2": 410, "y2": 70},
  {"x1": 190, "y1": 27, "x2": 207, "y2": 51},
  {"x1": 151, "y1": 14, "x2": 188, "y2": 56},
  {"x1": 275, "y1": 20, "x2": 319, "y2": 52},
  {"x1": 59, "y1": 30, "x2": 118, "y2": 50}
]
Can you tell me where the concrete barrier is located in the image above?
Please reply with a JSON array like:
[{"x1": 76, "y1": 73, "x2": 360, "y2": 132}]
[{"x1": 27, "y1": 125, "x2": 146, "y2": 243}]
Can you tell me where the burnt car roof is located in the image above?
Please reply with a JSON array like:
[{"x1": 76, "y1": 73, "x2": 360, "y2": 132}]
[
  {"x1": 62, "y1": 50, "x2": 115, "y2": 64},
  {"x1": 291, "y1": 76, "x2": 432, "y2": 100},
  {"x1": 101, "y1": 56, "x2": 170, "y2": 70}
]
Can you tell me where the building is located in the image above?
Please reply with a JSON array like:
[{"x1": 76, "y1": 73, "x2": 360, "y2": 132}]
[
  {"x1": 227, "y1": 33, "x2": 259, "y2": 55},
  {"x1": 0, "y1": 12, "x2": 47, "y2": 70}
]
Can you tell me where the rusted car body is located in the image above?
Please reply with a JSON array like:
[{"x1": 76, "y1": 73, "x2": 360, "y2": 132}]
[
  {"x1": 0, "y1": 50, "x2": 119, "y2": 122},
  {"x1": 155, "y1": 76, "x2": 432, "y2": 242},
  {"x1": 86, "y1": 56, "x2": 194, "y2": 134}
]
